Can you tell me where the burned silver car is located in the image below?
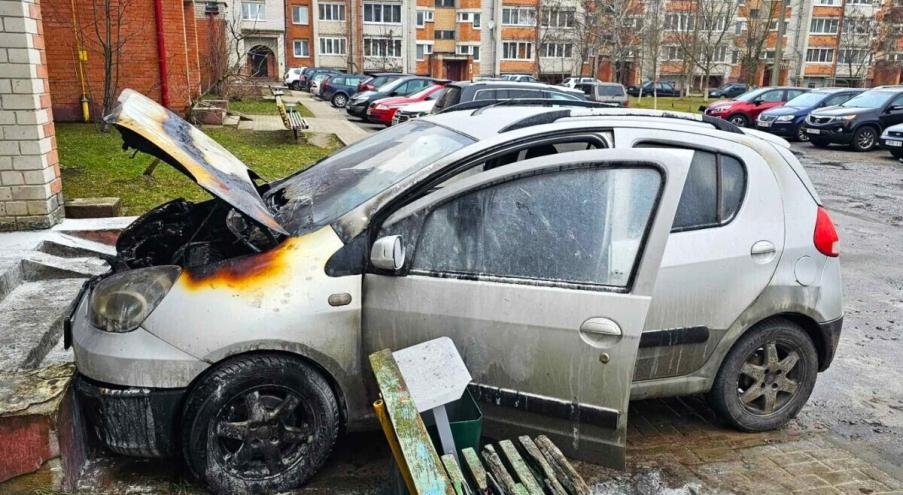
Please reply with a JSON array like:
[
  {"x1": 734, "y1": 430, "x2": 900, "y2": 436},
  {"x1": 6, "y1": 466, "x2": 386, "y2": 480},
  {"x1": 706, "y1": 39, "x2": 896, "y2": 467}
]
[{"x1": 68, "y1": 89, "x2": 842, "y2": 493}]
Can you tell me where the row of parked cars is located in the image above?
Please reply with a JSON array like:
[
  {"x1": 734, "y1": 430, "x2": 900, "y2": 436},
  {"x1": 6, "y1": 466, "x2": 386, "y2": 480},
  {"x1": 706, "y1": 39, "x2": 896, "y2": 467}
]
[
  {"x1": 285, "y1": 67, "x2": 632, "y2": 127},
  {"x1": 703, "y1": 84, "x2": 903, "y2": 158}
]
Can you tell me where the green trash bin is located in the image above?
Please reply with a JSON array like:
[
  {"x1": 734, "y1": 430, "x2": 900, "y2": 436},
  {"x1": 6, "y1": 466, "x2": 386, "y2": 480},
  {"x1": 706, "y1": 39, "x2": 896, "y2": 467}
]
[{"x1": 422, "y1": 389, "x2": 483, "y2": 455}]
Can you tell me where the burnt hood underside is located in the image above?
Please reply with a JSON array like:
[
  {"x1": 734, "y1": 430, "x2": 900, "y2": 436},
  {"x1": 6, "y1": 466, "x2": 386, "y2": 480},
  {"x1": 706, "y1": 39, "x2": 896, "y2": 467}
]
[{"x1": 105, "y1": 89, "x2": 288, "y2": 235}]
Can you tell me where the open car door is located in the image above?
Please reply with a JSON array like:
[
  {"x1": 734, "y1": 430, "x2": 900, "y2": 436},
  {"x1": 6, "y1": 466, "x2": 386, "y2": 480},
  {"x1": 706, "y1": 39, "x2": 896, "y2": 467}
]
[{"x1": 362, "y1": 148, "x2": 691, "y2": 468}]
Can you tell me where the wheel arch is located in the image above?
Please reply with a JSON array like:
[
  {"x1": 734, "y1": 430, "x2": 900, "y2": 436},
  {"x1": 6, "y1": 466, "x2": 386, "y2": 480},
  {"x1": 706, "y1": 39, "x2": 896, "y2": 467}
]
[
  {"x1": 773, "y1": 312, "x2": 832, "y2": 372},
  {"x1": 853, "y1": 121, "x2": 881, "y2": 135},
  {"x1": 185, "y1": 346, "x2": 354, "y2": 432}
]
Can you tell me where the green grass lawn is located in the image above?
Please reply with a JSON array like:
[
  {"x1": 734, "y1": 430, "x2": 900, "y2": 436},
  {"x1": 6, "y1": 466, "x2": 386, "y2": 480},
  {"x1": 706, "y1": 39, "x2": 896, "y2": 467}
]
[
  {"x1": 227, "y1": 98, "x2": 315, "y2": 118},
  {"x1": 628, "y1": 96, "x2": 715, "y2": 114},
  {"x1": 57, "y1": 123, "x2": 333, "y2": 215}
]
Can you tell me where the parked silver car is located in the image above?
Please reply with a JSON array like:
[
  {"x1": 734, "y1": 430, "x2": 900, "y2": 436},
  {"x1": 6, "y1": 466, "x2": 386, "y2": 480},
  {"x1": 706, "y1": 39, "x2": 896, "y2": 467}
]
[
  {"x1": 575, "y1": 82, "x2": 629, "y2": 106},
  {"x1": 69, "y1": 90, "x2": 842, "y2": 494}
]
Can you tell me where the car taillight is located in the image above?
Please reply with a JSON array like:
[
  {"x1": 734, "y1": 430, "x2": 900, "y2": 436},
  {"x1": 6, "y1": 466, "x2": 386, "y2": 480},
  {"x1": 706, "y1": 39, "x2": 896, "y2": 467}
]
[{"x1": 814, "y1": 206, "x2": 839, "y2": 257}]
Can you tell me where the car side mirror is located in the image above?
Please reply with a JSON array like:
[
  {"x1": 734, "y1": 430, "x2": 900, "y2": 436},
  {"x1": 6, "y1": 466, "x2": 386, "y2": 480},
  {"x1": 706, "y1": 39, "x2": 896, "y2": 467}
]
[
  {"x1": 887, "y1": 104, "x2": 903, "y2": 113},
  {"x1": 371, "y1": 235, "x2": 405, "y2": 271},
  {"x1": 753, "y1": 98, "x2": 763, "y2": 105}
]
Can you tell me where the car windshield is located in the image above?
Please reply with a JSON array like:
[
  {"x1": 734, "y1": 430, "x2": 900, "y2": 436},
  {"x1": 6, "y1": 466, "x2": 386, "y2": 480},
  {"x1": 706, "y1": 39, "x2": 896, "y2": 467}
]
[
  {"x1": 841, "y1": 91, "x2": 895, "y2": 108},
  {"x1": 427, "y1": 88, "x2": 446, "y2": 100},
  {"x1": 377, "y1": 78, "x2": 407, "y2": 93},
  {"x1": 786, "y1": 91, "x2": 828, "y2": 108},
  {"x1": 599, "y1": 85, "x2": 625, "y2": 96},
  {"x1": 736, "y1": 88, "x2": 770, "y2": 102},
  {"x1": 266, "y1": 120, "x2": 475, "y2": 233}
]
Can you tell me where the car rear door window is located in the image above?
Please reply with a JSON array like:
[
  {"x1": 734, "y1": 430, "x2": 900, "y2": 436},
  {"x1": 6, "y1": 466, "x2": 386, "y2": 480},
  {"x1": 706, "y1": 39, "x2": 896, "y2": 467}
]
[
  {"x1": 635, "y1": 144, "x2": 746, "y2": 231},
  {"x1": 331, "y1": 77, "x2": 345, "y2": 86},
  {"x1": 785, "y1": 89, "x2": 806, "y2": 101},
  {"x1": 411, "y1": 167, "x2": 662, "y2": 288}
]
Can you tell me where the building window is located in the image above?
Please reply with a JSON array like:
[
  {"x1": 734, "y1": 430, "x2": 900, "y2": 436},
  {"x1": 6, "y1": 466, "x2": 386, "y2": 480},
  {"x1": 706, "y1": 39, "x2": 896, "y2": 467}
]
[
  {"x1": 541, "y1": 42, "x2": 573, "y2": 58},
  {"x1": 541, "y1": 8, "x2": 575, "y2": 28},
  {"x1": 293, "y1": 39, "x2": 310, "y2": 57},
  {"x1": 843, "y1": 17, "x2": 873, "y2": 35},
  {"x1": 664, "y1": 45, "x2": 681, "y2": 61},
  {"x1": 806, "y1": 48, "x2": 834, "y2": 63},
  {"x1": 665, "y1": 13, "x2": 695, "y2": 31},
  {"x1": 416, "y1": 43, "x2": 434, "y2": 60},
  {"x1": 838, "y1": 48, "x2": 870, "y2": 64},
  {"x1": 502, "y1": 41, "x2": 533, "y2": 60},
  {"x1": 813, "y1": 0, "x2": 838, "y2": 5},
  {"x1": 416, "y1": 9, "x2": 434, "y2": 27},
  {"x1": 768, "y1": 20, "x2": 789, "y2": 31},
  {"x1": 319, "y1": 37, "x2": 346, "y2": 55},
  {"x1": 457, "y1": 11, "x2": 480, "y2": 27},
  {"x1": 435, "y1": 0, "x2": 454, "y2": 7},
  {"x1": 810, "y1": 18, "x2": 839, "y2": 34},
  {"x1": 502, "y1": 7, "x2": 536, "y2": 26},
  {"x1": 241, "y1": 1, "x2": 265, "y2": 20},
  {"x1": 364, "y1": 2, "x2": 402, "y2": 23},
  {"x1": 434, "y1": 30, "x2": 455, "y2": 39},
  {"x1": 845, "y1": 0, "x2": 872, "y2": 4},
  {"x1": 292, "y1": 5, "x2": 309, "y2": 25},
  {"x1": 319, "y1": 3, "x2": 345, "y2": 21},
  {"x1": 456, "y1": 44, "x2": 480, "y2": 61},
  {"x1": 365, "y1": 37, "x2": 402, "y2": 58}
]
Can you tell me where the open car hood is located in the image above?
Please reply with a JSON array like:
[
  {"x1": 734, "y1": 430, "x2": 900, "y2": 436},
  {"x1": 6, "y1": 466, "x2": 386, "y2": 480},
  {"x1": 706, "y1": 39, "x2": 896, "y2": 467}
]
[{"x1": 104, "y1": 89, "x2": 287, "y2": 235}]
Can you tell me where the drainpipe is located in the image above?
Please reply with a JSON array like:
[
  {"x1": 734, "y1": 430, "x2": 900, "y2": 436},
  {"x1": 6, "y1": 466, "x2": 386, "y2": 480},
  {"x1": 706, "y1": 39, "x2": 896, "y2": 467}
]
[{"x1": 153, "y1": 0, "x2": 171, "y2": 108}]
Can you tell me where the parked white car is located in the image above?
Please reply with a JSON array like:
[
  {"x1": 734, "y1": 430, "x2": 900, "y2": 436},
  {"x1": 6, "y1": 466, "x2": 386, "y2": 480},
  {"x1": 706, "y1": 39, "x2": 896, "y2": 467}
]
[
  {"x1": 560, "y1": 77, "x2": 601, "y2": 88},
  {"x1": 284, "y1": 67, "x2": 306, "y2": 88},
  {"x1": 390, "y1": 98, "x2": 438, "y2": 125},
  {"x1": 879, "y1": 122, "x2": 903, "y2": 160}
]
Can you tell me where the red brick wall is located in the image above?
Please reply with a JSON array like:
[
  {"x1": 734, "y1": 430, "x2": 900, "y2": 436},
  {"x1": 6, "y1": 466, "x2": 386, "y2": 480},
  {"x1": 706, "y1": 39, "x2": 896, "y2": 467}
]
[
  {"x1": 285, "y1": 0, "x2": 314, "y2": 69},
  {"x1": 41, "y1": 0, "x2": 204, "y2": 122}
]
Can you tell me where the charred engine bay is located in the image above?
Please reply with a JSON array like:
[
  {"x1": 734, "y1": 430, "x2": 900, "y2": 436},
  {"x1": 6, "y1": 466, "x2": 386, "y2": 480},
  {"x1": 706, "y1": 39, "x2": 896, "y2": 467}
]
[{"x1": 115, "y1": 198, "x2": 280, "y2": 271}]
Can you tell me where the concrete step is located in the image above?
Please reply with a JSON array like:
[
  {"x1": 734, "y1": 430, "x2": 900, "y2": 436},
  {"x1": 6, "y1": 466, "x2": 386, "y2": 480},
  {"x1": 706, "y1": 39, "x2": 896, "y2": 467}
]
[{"x1": 0, "y1": 279, "x2": 88, "y2": 372}]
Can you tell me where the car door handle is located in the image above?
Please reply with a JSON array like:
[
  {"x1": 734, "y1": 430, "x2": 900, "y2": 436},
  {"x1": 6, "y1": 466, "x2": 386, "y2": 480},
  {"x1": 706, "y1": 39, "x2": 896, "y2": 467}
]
[
  {"x1": 751, "y1": 241, "x2": 776, "y2": 256},
  {"x1": 579, "y1": 317, "x2": 622, "y2": 337}
]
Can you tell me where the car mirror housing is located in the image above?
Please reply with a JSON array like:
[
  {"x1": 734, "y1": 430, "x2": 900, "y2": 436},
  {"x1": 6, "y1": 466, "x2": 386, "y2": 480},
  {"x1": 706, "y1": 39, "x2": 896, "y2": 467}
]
[
  {"x1": 887, "y1": 104, "x2": 903, "y2": 113},
  {"x1": 371, "y1": 235, "x2": 405, "y2": 271},
  {"x1": 753, "y1": 98, "x2": 763, "y2": 105}
]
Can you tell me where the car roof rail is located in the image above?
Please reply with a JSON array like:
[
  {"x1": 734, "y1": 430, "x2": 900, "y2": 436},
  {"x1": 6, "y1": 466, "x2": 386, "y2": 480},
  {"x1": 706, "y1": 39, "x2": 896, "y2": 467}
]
[
  {"x1": 436, "y1": 98, "x2": 614, "y2": 115},
  {"x1": 492, "y1": 107, "x2": 744, "y2": 134}
]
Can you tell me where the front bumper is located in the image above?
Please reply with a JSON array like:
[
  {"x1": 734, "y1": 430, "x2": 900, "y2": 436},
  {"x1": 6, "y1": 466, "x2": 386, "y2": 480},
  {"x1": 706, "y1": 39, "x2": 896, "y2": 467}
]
[
  {"x1": 879, "y1": 136, "x2": 903, "y2": 151},
  {"x1": 756, "y1": 120, "x2": 798, "y2": 137},
  {"x1": 802, "y1": 124, "x2": 854, "y2": 144},
  {"x1": 75, "y1": 374, "x2": 185, "y2": 457},
  {"x1": 367, "y1": 107, "x2": 396, "y2": 124},
  {"x1": 816, "y1": 316, "x2": 843, "y2": 371},
  {"x1": 346, "y1": 102, "x2": 369, "y2": 117}
]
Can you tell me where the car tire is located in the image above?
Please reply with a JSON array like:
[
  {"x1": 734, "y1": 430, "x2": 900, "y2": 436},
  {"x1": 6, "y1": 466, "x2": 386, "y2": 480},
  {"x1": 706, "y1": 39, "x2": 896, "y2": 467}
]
[
  {"x1": 891, "y1": 150, "x2": 903, "y2": 160},
  {"x1": 709, "y1": 318, "x2": 818, "y2": 432},
  {"x1": 851, "y1": 126, "x2": 878, "y2": 152},
  {"x1": 181, "y1": 354, "x2": 340, "y2": 495},
  {"x1": 331, "y1": 93, "x2": 348, "y2": 107},
  {"x1": 795, "y1": 126, "x2": 809, "y2": 142},
  {"x1": 809, "y1": 137, "x2": 831, "y2": 148},
  {"x1": 728, "y1": 114, "x2": 749, "y2": 127}
]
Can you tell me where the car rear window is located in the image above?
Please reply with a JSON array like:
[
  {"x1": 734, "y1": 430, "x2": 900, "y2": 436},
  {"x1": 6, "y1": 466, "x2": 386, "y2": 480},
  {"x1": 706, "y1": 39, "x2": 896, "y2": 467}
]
[
  {"x1": 434, "y1": 86, "x2": 462, "y2": 111},
  {"x1": 635, "y1": 143, "x2": 747, "y2": 231},
  {"x1": 599, "y1": 85, "x2": 625, "y2": 97}
]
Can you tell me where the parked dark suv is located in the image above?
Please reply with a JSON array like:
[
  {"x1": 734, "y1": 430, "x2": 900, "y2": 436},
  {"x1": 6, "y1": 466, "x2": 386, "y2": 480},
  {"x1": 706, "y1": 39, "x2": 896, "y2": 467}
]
[
  {"x1": 803, "y1": 86, "x2": 903, "y2": 151},
  {"x1": 626, "y1": 81, "x2": 680, "y2": 97},
  {"x1": 708, "y1": 83, "x2": 750, "y2": 99},
  {"x1": 432, "y1": 81, "x2": 586, "y2": 113},
  {"x1": 756, "y1": 87, "x2": 863, "y2": 142}
]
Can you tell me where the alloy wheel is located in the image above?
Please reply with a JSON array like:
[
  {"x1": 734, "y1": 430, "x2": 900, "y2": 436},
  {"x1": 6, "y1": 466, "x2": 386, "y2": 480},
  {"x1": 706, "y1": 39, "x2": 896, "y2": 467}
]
[
  {"x1": 796, "y1": 126, "x2": 809, "y2": 142},
  {"x1": 334, "y1": 94, "x2": 347, "y2": 107},
  {"x1": 737, "y1": 341, "x2": 802, "y2": 415},
  {"x1": 729, "y1": 115, "x2": 748, "y2": 127},
  {"x1": 213, "y1": 386, "x2": 314, "y2": 479},
  {"x1": 856, "y1": 128, "x2": 876, "y2": 150}
]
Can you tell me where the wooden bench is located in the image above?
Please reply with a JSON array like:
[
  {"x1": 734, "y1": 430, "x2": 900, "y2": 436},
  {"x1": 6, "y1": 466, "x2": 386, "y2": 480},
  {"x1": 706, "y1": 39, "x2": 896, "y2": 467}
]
[
  {"x1": 370, "y1": 344, "x2": 591, "y2": 495},
  {"x1": 271, "y1": 87, "x2": 308, "y2": 140}
]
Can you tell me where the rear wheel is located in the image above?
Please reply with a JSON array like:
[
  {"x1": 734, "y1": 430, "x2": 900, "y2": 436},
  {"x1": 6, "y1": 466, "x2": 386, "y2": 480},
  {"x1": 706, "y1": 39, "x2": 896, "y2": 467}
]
[
  {"x1": 728, "y1": 114, "x2": 749, "y2": 127},
  {"x1": 331, "y1": 93, "x2": 348, "y2": 107},
  {"x1": 709, "y1": 318, "x2": 818, "y2": 432},
  {"x1": 181, "y1": 354, "x2": 340, "y2": 494},
  {"x1": 851, "y1": 126, "x2": 878, "y2": 151},
  {"x1": 809, "y1": 137, "x2": 831, "y2": 148}
]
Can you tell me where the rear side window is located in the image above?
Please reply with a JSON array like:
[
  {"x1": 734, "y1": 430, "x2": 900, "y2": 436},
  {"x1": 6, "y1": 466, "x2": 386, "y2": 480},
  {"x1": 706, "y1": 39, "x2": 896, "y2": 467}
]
[
  {"x1": 434, "y1": 86, "x2": 461, "y2": 111},
  {"x1": 331, "y1": 77, "x2": 345, "y2": 85},
  {"x1": 635, "y1": 143, "x2": 747, "y2": 231}
]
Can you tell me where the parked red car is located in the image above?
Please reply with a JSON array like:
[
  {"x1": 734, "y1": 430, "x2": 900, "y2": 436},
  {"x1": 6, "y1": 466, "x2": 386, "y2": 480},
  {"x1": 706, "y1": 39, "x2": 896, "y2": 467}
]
[
  {"x1": 704, "y1": 86, "x2": 809, "y2": 127},
  {"x1": 366, "y1": 84, "x2": 446, "y2": 125}
]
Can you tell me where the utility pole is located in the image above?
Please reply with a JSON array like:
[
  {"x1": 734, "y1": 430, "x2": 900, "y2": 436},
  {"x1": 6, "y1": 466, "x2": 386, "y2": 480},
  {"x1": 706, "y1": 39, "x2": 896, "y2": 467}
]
[{"x1": 771, "y1": 0, "x2": 789, "y2": 85}]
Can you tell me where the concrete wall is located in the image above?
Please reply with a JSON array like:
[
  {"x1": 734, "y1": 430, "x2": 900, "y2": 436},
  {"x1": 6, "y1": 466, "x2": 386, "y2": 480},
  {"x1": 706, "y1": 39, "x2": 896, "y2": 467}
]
[{"x1": 0, "y1": 0, "x2": 63, "y2": 231}]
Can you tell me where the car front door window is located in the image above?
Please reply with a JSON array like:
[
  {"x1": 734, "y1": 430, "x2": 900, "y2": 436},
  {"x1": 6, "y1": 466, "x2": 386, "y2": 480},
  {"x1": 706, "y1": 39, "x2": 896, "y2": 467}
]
[{"x1": 761, "y1": 90, "x2": 783, "y2": 103}]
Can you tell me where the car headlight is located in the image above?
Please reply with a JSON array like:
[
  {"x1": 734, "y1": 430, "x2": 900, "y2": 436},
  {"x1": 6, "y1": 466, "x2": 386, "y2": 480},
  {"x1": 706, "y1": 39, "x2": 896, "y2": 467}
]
[
  {"x1": 374, "y1": 104, "x2": 388, "y2": 110},
  {"x1": 776, "y1": 115, "x2": 795, "y2": 122},
  {"x1": 89, "y1": 266, "x2": 181, "y2": 333},
  {"x1": 840, "y1": 114, "x2": 857, "y2": 121}
]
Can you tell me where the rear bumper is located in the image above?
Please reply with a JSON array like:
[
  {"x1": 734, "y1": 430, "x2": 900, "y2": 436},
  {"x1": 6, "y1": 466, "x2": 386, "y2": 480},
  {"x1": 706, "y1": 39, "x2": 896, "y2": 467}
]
[
  {"x1": 816, "y1": 316, "x2": 843, "y2": 372},
  {"x1": 74, "y1": 374, "x2": 184, "y2": 457}
]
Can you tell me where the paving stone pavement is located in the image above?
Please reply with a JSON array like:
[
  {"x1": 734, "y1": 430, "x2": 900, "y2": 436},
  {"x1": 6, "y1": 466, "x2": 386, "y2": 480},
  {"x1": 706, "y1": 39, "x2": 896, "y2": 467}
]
[{"x1": 575, "y1": 396, "x2": 903, "y2": 494}]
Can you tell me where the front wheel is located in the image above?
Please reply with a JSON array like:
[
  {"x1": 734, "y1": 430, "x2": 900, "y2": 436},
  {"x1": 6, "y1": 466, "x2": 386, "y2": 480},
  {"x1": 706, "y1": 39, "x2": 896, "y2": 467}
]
[
  {"x1": 709, "y1": 318, "x2": 818, "y2": 432},
  {"x1": 181, "y1": 354, "x2": 340, "y2": 494},
  {"x1": 728, "y1": 114, "x2": 749, "y2": 127},
  {"x1": 891, "y1": 150, "x2": 903, "y2": 160},
  {"x1": 851, "y1": 126, "x2": 877, "y2": 152},
  {"x1": 795, "y1": 126, "x2": 809, "y2": 142}
]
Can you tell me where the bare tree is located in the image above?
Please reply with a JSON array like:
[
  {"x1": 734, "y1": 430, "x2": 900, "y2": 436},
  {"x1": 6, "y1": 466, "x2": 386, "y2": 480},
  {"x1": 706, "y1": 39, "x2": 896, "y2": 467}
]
[
  {"x1": 833, "y1": 8, "x2": 877, "y2": 87},
  {"x1": 672, "y1": 0, "x2": 737, "y2": 99},
  {"x1": 640, "y1": 0, "x2": 666, "y2": 102},
  {"x1": 597, "y1": 0, "x2": 643, "y2": 84},
  {"x1": 736, "y1": 0, "x2": 781, "y2": 84}
]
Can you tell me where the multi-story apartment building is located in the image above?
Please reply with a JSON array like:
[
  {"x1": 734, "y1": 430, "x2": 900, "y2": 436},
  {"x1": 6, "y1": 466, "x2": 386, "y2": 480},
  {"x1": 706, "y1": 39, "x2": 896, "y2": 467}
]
[{"x1": 229, "y1": 0, "x2": 288, "y2": 79}]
